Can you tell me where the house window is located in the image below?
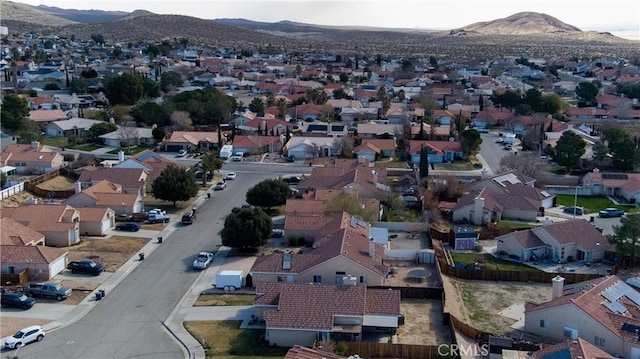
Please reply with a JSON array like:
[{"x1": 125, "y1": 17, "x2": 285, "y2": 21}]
[
  {"x1": 313, "y1": 275, "x2": 322, "y2": 283},
  {"x1": 594, "y1": 336, "x2": 605, "y2": 347},
  {"x1": 539, "y1": 320, "x2": 549, "y2": 328},
  {"x1": 359, "y1": 276, "x2": 364, "y2": 283}
]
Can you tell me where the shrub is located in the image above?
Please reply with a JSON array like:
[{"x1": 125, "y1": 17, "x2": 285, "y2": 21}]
[
  {"x1": 335, "y1": 341, "x2": 349, "y2": 356},
  {"x1": 297, "y1": 237, "x2": 306, "y2": 246}
]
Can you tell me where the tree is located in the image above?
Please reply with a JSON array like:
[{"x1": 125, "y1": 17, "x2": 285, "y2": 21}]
[
  {"x1": 592, "y1": 141, "x2": 609, "y2": 166},
  {"x1": 478, "y1": 95, "x2": 484, "y2": 111},
  {"x1": 103, "y1": 73, "x2": 143, "y2": 105},
  {"x1": 198, "y1": 151, "x2": 223, "y2": 186},
  {"x1": 160, "y1": 71, "x2": 183, "y2": 92},
  {"x1": 337, "y1": 137, "x2": 354, "y2": 158},
  {"x1": 603, "y1": 127, "x2": 638, "y2": 172},
  {"x1": 118, "y1": 125, "x2": 140, "y2": 147},
  {"x1": 248, "y1": 97, "x2": 265, "y2": 113},
  {"x1": 246, "y1": 179, "x2": 292, "y2": 209},
  {"x1": 500, "y1": 153, "x2": 547, "y2": 179},
  {"x1": 523, "y1": 88, "x2": 544, "y2": 112},
  {"x1": 460, "y1": 129, "x2": 482, "y2": 156},
  {"x1": 152, "y1": 126, "x2": 166, "y2": 143},
  {"x1": 0, "y1": 94, "x2": 29, "y2": 131},
  {"x1": 575, "y1": 81, "x2": 599, "y2": 106},
  {"x1": 332, "y1": 88, "x2": 347, "y2": 99},
  {"x1": 141, "y1": 78, "x2": 160, "y2": 98},
  {"x1": 152, "y1": 165, "x2": 198, "y2": 206},
  {"x1": 324, "y1": 194, "x2": 379, "y2": 223},
  {"x1": 552, "y1": 131, "x2": 586, "y2": 169},
  {"x1": 276, "y1": 98, "x2": 287, "y2": 120},
  {"x1": 339, "y1": 72, "x2": 349, "y2": 84},
  {"x1": 131, "y1": 102, "x2": 169, "y2": 127},
  {"x1": 220, "y1": 207, "x2": 272, "y2": 249},
  {"x1": 170, "y1": 111, "x2": 193, "y2": 130},
  {"x1": 80, "y1": 69, "x2": 98, "y2": 78},
  {"x1": 90, "y1": 34, "x2": 105, "y2": 44},
  {"x1": 612, "y1": 213, "x2": 640, "y2": 266},
  {"x1": 69, "y1": 77, "x2": 88, "y2": 94},
  {"x1": 87, "y1": 122, "x2": 117, "y2": 143},
  {"x1": 419, "y1": 145, "x2": 429, "y2": 178}
]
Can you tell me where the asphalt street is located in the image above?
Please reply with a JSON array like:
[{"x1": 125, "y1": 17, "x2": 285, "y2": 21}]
[{"x1": 12, "y1": 160, "x2": 312, "y2": 359}]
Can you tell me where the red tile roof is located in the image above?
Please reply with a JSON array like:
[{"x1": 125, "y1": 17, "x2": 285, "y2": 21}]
[
  {"x1": 0, "y1": 217, "x2": 45, "y2": 246},
  {"x1": 531, "y1": 338, "x2": 614, "y2": 359},
  {"x1": 284, "y1": 345, "x2": 346, "y2": 359},
  {"x1": 532, "y1": 219, "x2": 607, "y2": 250},
  {"x1": 1, "y1": 204, "x2": 79, "y2": 232},
  {"x1": 0, "y1": 244, "x2": 67, "y2": 264}
]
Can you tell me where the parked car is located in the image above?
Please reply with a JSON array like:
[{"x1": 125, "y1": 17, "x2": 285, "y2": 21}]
[
  {"x1": 282, "y1": 176, "x2": 302, "y2": 185},
  {"x1": 192, "y1": 252, "x2": 214, "y2": 270},
  {"x1": 563, "y1": 206, "x2": 584, "y2": 216},
  {"x1": 599, "y1": 208, "x2": 625, "y2": 218},
  {"x1": 147, "y1": 213, "x2": 170, "y2": 224},
  {"x1": 181, "y1": 212, "x2": 196, "y2": 225},
  {"x1": 176, "y1": 149, "x2": 187, "y2": 157},
  {"x1": 23, "y1": 282, "x2": 72, "y2": 301},
  {"x1": 495, "y1": 138, "x2": 504, "y2": 143},
  {"x1": 4, "y1": 325, "x2": 45, "y2": 349},
  {"x1": 214, "y1": 181, "x2": 227, "y2": 191},
  {"x1": 116, "y1": 222, "x2": 140, "y2": 232},
  {"x1": 232, "y1": 152, "x2": 244, "y2": 162},
  {"x1": 0, "y1": 292, "x2": 36, "y2": 310},
  {"x1": 225, "y1": 172, "x2": 237, "y2": 180},
  {"x1": 286, "y1": 155, "x2": 295, "y2": 162},
  {"x1": 241, "y1": 202, "x2": 252, "y2": 208},
  {"x1": 271, "y1": 229, "x2": 285, "y2": 238},
  {"x1": 68, "y1": 260, "x2": 104, "y2": 276}
]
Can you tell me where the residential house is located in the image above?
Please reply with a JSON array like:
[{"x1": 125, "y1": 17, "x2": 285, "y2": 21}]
[
  {"x1": 299, "y1": 158, "x2": 390, "y2": 199},
  {"x1": 63, "y1": 180, "x2": 144, "y2": 216},
  {"x1": 77, "y1": 167, "x2": 147, "y2": 196},
  {"x1": 300, "y1": 122, "x2": 349, "y2": 137},
  {"x1": 496, "y1": 219, "x2": 607, "y2": 263},
  {"x1": 254, "y1": 211, "x2": 385, "y2": 285},
  {"x1": 284, "y1": 345, "x2": 345, "y2": 359},
  {"x1": 29, "y1": 109, "x2": 69, "y2": 126},
  {"x1": 285, "y1": 188, "x2": 381, "y2": 223},
  {"x1": 407, "y1": 140, "x2": 465, "y2": 165},
  {"x1": 75, "y1": 207, "x2": 115, "y2": 236},
  {"x1": 1, "y1": 204, "x2": 81, "y2": 247},
  {"x1": 163, "y1": 131, "x2": 219, "y2": 152},
  {"x1": 525, "y1": 275, "x2": 640, "y2": 359},
  {"x1": 0, "y1": 131, "x2": 16, "y2": 151},
  {"x1": 582, "y1": 170, "x2": 640, "y2": 204},
  {"x1": 339, "y1": 106, "x2": 378, "y2": 123},
  {"x1": 353, "y1": 139, "x2": 397, "y2": 162},
  {"x1": 255, "y1": 282, "x2": 401, "y2": 347},
  {"x1": 0, "y1": 217, "x2": 45, "y2": 246},
  {"x1": 115, "y1": 150, "x2": 186, "y2": 184},
  {"x1": 232, "y1": 135, "x2": 282, "y2": 155},
  {"x1": 239, "y1": 117, "x2": 291, "y2": 137},
  {"x1": 45, "y1": 117, "x2": 102, "y2": 138},
  {"x1": 284, "y1": 136, "x2": 341, "y2": 160},
  {"x1": 99, "y1": 126, "x2": 155, "y2": 147},
  {"x1": 530, "y1": 338, "x2": 614, "y2": 359},
  {"x1": 0, "y1": 142, "x2": 64, "y2": 175},
  {"x1": 356, "y1": 123, "x2": 403, "y2": 139}
]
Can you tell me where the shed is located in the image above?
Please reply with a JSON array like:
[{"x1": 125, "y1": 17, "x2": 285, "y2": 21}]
[{"x1": 449, "y1": 227, "x2": 478, "y2": 250}]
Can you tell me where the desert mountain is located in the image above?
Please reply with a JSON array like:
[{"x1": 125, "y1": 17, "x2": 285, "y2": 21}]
[
  {"x1": 456, "y1": 11, "x2": 582, "y2": 35},
  {"x1": 1, "y1": 0, "x2": 77, "y2": 26},
  {"x1": 33, "y1": 4, "x2": 127, "y2": 23}
]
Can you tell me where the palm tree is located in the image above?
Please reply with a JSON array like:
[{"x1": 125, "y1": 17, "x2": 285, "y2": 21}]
[{"x1": 199, "y1": 151, "x2": 223, "y2": 187}]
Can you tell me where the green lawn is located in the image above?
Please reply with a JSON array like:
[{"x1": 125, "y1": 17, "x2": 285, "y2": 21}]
[
  {"x1": 184, "y1": 321, "x2": 288, "y2": 358},
  {"x1": 374, "y1": 159, "x2": 410, "y2": 169},
  {"x1": 555, "y1": 195, "x2": 638, "y2": 214},
  {"x1": 41, "y1": 137, "x2": 68, "y2": 148},
  {"x1": 73, "y1": 144, "x2": 101, "y2": 152},
  {"x1": 497, "y1": 220, "x2": 537, "y2": 231},
  {"x1": 450, "y1": 252, "x2": 541, "y2": 272},
  {"x1": 106, "y1": 146, "x2": 150, "y2": 155},
  {"x1": 433, "y1": 161, "x2": 475, "y2": 171}
]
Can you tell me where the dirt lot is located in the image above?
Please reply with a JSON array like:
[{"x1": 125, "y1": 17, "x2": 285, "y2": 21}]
[
  {"x1": 398, "y1": 299, "x2": 452, "y2": 345},
  {"x1": 37, "y1": 176, "x2": 76, "y2": 191},
  {"x1": 66, "y1": 236, "x2": 150, "y2": 273},
  {"x1": 442, "y1": 274, "x2": 552, "y2": 336}
]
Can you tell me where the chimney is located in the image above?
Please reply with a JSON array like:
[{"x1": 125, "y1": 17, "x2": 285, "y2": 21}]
[
  {"x1": 345, "y1": 185, "x2": 353, "y2": 195},
  {"x1": 542, "y1": 217, "x2": 553, "y2": 226},
  {"x1": 358, "y1": 156, "x2": 365, "y2": 164},
  {"x1": 473, "y1": 195, "x2": 485, "y2": 226},
  {"x1": 31, "y1": 140, "x2": 40, "y2": 149},
  {"x1": 74, "y1": 181, "x2": 82, "y2": 194},
  {"x1": 369, "y1": 238, "x2": 376, "y2": 258},
  {"x1": 593, "y1": 167, "x2": 600, "y2": 173},
  {"x1": 118, "y1": 150, "x2": 125, "y2": 162},
  {"x1": 371, "y1": 170, "x2": 378, "y2": 186},
  {"x1": 552, "y1": 275, "x2": 565, "y2": 300}
]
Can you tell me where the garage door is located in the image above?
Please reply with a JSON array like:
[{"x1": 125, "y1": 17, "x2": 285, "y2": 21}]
[
  {"x1": 49, "y1": 256, "x2": 67, "y2": 277},
  {"x1": 101, "y1": 217, "x2": 112, "y2": 233},
  {"x1": 165, "y1": 144, "x2": 184, "y2": 152}
]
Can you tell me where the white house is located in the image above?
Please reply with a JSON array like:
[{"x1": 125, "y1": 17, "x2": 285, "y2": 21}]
[
  {"x1": 284, "y1": 136, "x2": 341, "y2": 160},
  {"x1": 99, "y1": 126, "x2": 155, "y2": 147}
]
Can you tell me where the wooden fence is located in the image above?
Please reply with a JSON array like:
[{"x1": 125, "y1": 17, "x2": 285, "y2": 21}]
[
  {"x1": 1, "y1": 268, "x2": 30, "y2": 286},
  {"x1": 24, "y1": 169, "x2": 76, "y2": 199},
  {"x1": 369, "y1": 286, "x2": 443, "y2": 299},
  {"x1": 346, "y1": 342, "x2": 441, "y2": 359}
]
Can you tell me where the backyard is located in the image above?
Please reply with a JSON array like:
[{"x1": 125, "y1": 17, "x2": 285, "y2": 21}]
[
  {"x1": 449, "y1": 252, "x2": 541, "y2": 272},
  {"x1": 555, "y1": 194, "x2": 638, "y2": 214}
]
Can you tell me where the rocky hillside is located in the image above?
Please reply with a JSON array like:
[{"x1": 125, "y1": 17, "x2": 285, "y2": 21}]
[
  {"x1": 457, "y1": 12, "x2": 582, "y2": 35},
  {"x1": 1, "y1": 0, "x2": 76, "y2": 26}
]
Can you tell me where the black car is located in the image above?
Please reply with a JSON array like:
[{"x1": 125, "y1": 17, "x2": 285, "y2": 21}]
[
  {"x1": 68, "y1": 260, "x2": 104, "y2": 276},
  {"x1": 116, "y1": 222, "x2": 140, "y2": 232},
  {"x1": 282, "y1": 176, "x2": 301, "y2": 185},
  {"x1": 1, "y1": 292, "x2": 36, "y2": 310}
]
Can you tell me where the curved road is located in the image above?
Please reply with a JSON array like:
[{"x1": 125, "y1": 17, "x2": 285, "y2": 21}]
[{"x1": 15, "y1": 162, "x2": 311, "y2": 359}]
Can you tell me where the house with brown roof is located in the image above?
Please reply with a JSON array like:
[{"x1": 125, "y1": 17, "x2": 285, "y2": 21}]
[
  {"x1": 63, "y1": 180, "x2": 144, "y2": 216},
  {"x1": 253, "y1": 212, "x2": 385, "y2": 285},
  {"x1": 232, "y1": 135, "x2": 283, "y2": 155},
  {"x1": 29, "y1": 109, "x2": 69, "y2": 125},
  {"x1": 284, "y1": 345, "x2": 345, "y2": 359},
  {"x1": 356, "y1": 122, "x2": 403, "y2": 139},
  {"x1": 0, "y1": 142, "x2": 64, "y2": 174},
  {"x1": 255, "y1": 282, "x2": 401, "y2": 347},
  {"x1": 0, "y1": 244, "x2": 68, "y2": 281},
  {"x1": 239, "y1": 117, "x2": 292, "y2": 136},
  {"x1": 1, "y1": 217, "x2": 45, "y2": 246},
  {"x1": 353, "y1": 139, "x2": 397, "y2": 162},
  {"x1": 299, "y1": 158, "x2": 390, "y2": 199},
  {"x1": 77, "y1": 167, "x2": 147, "y2": 196},
  {"x1": 1, "y1": 204, "x2": 81, "y2": 247},
  {"x1": 582, "y1": 171, "x2": 640, "y2": 204},
  {"x1": 525, "y1": 275, "x2": 640, "y2": 359},
  {"x1": 75, "y1": 207, "x2": 116, "y2": 236},
  {"x1": 496, "y1": 219, "x2": 608, "y2": 263},
  {"x1": 407, "y1": 140, "x2": 465, "y2": 165},
  {"x1": 163, "y1": 131, "x2": 219, "y2": 152},
  {"x1": 530, "y1": 338, "x2": 614, "y2": 359}
]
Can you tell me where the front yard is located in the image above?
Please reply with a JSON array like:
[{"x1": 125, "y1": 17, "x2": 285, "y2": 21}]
[{"x1": 555, "y1": 194, "x2": 638, "y2": 214}]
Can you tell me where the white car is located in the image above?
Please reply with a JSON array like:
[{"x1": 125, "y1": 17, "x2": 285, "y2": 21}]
[
  {"x1": 225, "y1": 172, "x2": 237, "y2": 180},
  {"x1": 192, "y1": 252, "x2": 214, "y2": 270},
  {"x1": 177, "y1": 149, "x2": 187, "y2": 157},
  {"x1": 232, "y1": 152, "x2": 244, "y2": 161},
  {"x1": 4, "y1": 325, "x2": 45, "y2": 349}
]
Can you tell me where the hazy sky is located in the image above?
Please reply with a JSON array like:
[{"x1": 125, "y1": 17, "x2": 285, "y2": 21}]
[{"x1": 11, "y1": 0, "x2": 640, "y2": 31}]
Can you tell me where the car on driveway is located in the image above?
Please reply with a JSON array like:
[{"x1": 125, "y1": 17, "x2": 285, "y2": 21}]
[
  {"x1": 68, "y1": 260, "x2": 104, "y2": 276},
  {"x1": 4, "y1": 325, "x2": 45, "y2": 349},
  {"x1": 176, "y1": 149, "x2": 187, "y2": 157},
  {"x1": 1, "y1": 292, "x2": 36, "y2": 310},
  {"x1": 563, "y1": 206, "x2": 584, "y2": 216},
  {"x1": 192, "y1": 252, "x2": 214, "y2": 270},
  {"x1": 23, "y1": 282, "x2": 72, "y2": 301},
  {"x1": 116, "y1": 222, "x2": 140, "y2": 232},
  {"x1": 214, "y1": 181, "x2": 227, "y2": 191},
  {"x1": 282, "y1": 176, "x2": 302, "y2": 185},
  {"x1": 271, "y1": 229, "x2": 285, "y2": 238},
  {"x1": 225, "y1": 172, "x2": 237, "y2": 180},
  {"x1": 599, "y1": 208, "x2": 625, "y2": 218}
]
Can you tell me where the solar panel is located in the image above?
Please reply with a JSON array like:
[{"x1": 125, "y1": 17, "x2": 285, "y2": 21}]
[
  {"x1": 602, "y1": 173, "x2": 628, "y2": 180},
  {"x1": 626, "y1": 287, "x2": 640, "y2": 306},
  {"x1": 622, "y1": 323, "x2": 640, "y2": 334},
  {"x1": 602, "y1": 300, "x2": 627, "y2": 314}
]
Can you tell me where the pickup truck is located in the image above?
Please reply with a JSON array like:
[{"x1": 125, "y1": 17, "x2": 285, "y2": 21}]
[
  {"x1": 147, "y1": 213, "x2": 170, "y2": 224},
  {"x1": 68, "y1": 260, "x2": 104, "y2": 276},
  {"x1": 23, "y1": 282, "x2": 72, "y2": 301}
]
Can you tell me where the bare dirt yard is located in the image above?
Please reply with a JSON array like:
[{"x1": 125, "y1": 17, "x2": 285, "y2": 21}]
[
  {"x1": 37, "y1": 175, "x2": 76, "y2": 191},
  {"x1": 442, "y1": 274, "x2": 552, "y2": 336},
  {"x1": 398, "y1": 299, "x2": 452, "y2": 345},
  {"x1": 66, "y1": 236, "x2": 150, "y2": 273}
]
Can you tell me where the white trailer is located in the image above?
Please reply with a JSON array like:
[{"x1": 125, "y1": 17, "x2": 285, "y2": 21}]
[
  {"x1": 215, "y1": 270, "x2": 244, "y2": 291},
  {"x1": 219, "y1": 145, "x2": 234, "y2": 159}
]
